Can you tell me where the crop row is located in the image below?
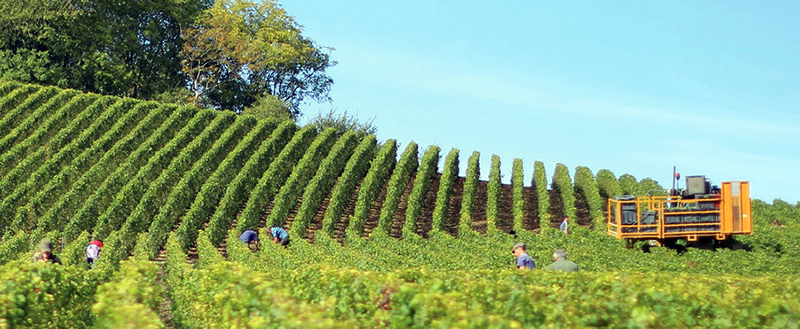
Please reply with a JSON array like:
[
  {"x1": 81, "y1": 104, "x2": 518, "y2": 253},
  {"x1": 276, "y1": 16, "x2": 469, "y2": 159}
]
[
  {"x1": 143, "y1": 119, "x2": 279, "y2": 259},
  {"x1": 264, "y1": 128, "x2": 339, "y2": 229},
  {"x1": 375, "y1": 142, "x2": 418, "y2": 236},
  {"x1": 345, "y1": 139, "x2": 397, "y2": 238},
  {"x1": 457, "y1": 151, "x2": 480, "y2": 234},
  {"x1": 485, "y1": 154, "x2": 501, "y2": 233},
  {"x1": 319, "y1": 135, "x2": 378, "y2": 238},
  {"x1": 58, "y1": 107, "x2": 198, "y2": 244},
  {"x1": 402, "y1": 145, "x2": 440, "y2": 237},
  {"x1": 552, "y1": 163, "x2": 577, "y2": 222},
  {"x1": 291, "y1": 131, "x2": 361, "y2": 238},
  {"x1": 0, "y1": 101, "x2": 151, "y2": 235},
  {"x1": 431, "y1": 148, "x2": 459, "y2": 233},
  {"x1": 181, "y1": 121, "x2": 298, "y2": 249},
  {"x1": 24, "y1": 104, "x2": 176, "y2": 236},
  {"x1": 574, "y1": 166, "x2": 605, "y2": 229}
]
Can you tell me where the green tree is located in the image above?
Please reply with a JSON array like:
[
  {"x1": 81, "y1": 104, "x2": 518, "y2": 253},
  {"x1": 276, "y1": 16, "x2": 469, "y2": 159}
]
[
  {"x1": 0, "y1": 0, "x2": 210, "y2": 99},
  {"x1": 308, "y1": 109, "x2": 377, "y2": 138},
  {"x1": 181, "y1": 0, "x2": 335, "y2": 115}
]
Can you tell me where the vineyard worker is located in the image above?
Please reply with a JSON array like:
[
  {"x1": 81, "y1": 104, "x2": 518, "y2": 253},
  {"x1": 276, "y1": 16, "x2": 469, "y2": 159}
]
[
  {"x1": 559, "y1": 216, "x2": 569, "y2": 234},
  {"x1": 512, "y1": 242, "x2": 535, "y2": 270},
  {"x1": 269, "y1": 226, "x2": 290, "y2": 247},
  {"x1": 546, "y1": 249, "x2": 579, "y2": 273},
  {"x1": 31, "y1": 239, "x2": 62, "y2": 265},
  {"x1": 86, "y1": 239, "x2": 104, "y2": 268},
  {"x1": 239, "y1": 230, "x2": 259, "y2": 249}
]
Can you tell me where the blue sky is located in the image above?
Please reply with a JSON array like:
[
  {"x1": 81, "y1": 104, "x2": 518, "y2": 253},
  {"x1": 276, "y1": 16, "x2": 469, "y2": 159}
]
[{"x1": 283, "y1": 1, "x2": 800, "y2": 203}]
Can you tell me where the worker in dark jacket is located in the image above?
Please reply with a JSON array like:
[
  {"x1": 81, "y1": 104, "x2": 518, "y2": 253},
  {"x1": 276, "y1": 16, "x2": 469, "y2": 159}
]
[
  {"x1": 31, "y1": 239, "x2": 62, "y2": 265},
  {"x1": 269, "y1": 226, "x2": 290, "y2": 247},
  {"x1": 546, "y1": 249, "x2": 579, "y2": 272}
]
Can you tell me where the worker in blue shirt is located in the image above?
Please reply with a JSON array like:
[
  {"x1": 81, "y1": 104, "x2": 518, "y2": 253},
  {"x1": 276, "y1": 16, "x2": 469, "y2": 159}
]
[
  {"x1": 239, "y1": 230, "x2": 259, "y2": 249},
  {"x1": 270, "y1": 226, "x2": 290, "y2": 247},
  {"x1": 512, "y1": 242, "x2": 535, "y2": 270}
]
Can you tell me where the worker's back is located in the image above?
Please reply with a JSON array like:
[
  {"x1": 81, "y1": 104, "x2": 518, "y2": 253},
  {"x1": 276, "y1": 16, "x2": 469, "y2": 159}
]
[{"x1": 546, "y1": 259, "x2": 579, "y2": 273}]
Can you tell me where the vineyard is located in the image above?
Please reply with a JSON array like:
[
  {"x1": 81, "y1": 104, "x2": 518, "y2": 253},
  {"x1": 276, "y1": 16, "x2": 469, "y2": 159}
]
[{"x1": 0, "y1": 81, "x2": 799, "y2": 328}]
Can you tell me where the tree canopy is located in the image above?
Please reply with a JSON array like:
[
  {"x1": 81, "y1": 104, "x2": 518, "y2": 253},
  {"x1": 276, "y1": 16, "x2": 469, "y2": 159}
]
[
  {"x1": 0, "y1": 0, "x2": 334, "y2": 117},
  {"x1": 182, "y1": 0, "x2": 335, "y2": 116}
]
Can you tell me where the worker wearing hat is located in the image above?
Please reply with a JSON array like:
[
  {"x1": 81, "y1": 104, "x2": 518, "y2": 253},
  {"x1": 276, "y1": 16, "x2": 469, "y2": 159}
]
[
  {"x1": 512, "y1": 242, "x2": 534, "y2": 270},
  {"x1": 31, "y1": 239, "x2": 62, "y2": 265}
]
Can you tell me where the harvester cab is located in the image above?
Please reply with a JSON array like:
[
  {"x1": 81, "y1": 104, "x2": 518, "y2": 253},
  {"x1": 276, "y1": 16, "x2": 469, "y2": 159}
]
[{"x1": 606, "y1": 175, "x2": 751, "y2": 247}]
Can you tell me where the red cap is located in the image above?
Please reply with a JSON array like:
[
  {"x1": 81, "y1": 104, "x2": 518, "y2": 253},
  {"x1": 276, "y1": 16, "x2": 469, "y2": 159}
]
[{"x1": 90, "y1": 240, "x2": 104, "y2": 248}]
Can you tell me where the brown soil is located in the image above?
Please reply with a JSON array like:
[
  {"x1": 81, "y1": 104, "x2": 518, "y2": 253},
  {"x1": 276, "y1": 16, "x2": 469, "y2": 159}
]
[
  {"x1": 548, "y1": 189, "x2": 564, "y2": 228},
  {"x1": 415, "y1": 175, "x2": 440, "y2": 238},
  {"x1": 470, "y1": 180, "x2": 489, "y2": 234},
  {"x1": 523, "y1": 186, "x2": 539, "y2": 230},
  {"x1": 574, "y1": 190, "x2": 592, "y2": 227},
  {"x1": 389, "y1": 172, "x2": 417, "y2": 239},
  {"x1": 443, "y1": 177, "x2": 465, "y2": 237},
  {"x1": 361, "y1": 178, "x2": 390, "y2": 237},
  {"x1": 496, "y1": 184, "x2": 514, "y2": 233}
]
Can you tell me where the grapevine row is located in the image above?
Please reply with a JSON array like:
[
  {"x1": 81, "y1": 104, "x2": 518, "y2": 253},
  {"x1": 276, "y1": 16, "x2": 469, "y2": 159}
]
[
  {"x1": 265, "y1": 128, "x2": 339, "y2": 229},
  {"x1": 402, "y1": 145, "x2": 440, "y2": 237},
  {"x1": 345, "y1": 139, "x2": 397, "y2": 238},
  {"x1": 91, "y1": 110, "x2": 220, "y2": 239},
  {"x1": 457, "y1": 151, "x2": 480, "y2": 235},
  {"x1": 0, "y1": 90, "x2": 82, "y2": 155},
  {"x1": 24, "y1": 104, "x2": 177, "y2": 234},
  {"x1": 552, "y1": 163, "x2": 577, "y2": 222},
  {"x1": 374, "y1": 142, "x2": 418, "y2": 236},
  {"x1": 292, "y1": 131, "x2": 361, "y2": 238},
  {"x1": 0, "y1": 87, "x2": 58, "y2": 140},
  {"x1": 139, "y1": 119, "x2": 278, "y2": 259},
  {"x1": 179, "y1": 120, "x2": 297, "y2": 250},
  {"x1": 533, "y1": 161, "x2": 551, "y2": 223},
  {"x1": 58, "y1": 107, "x2": 200, "y2": 243},
  {"x1": 431, "y1": 148, "x2": 459, "y2": 233},
  {"x1": 320, "y1": 135, "x2": 378, "y2": 238},
  {"x1": 486, "y1": 154, "x2": 501, "y2": 233},
  {"x1": 574, "y1": 166, "x2": 605, "y2": 229},
  {"x1": 512, "y1": 158, "x2": 525, "y2": 232}
]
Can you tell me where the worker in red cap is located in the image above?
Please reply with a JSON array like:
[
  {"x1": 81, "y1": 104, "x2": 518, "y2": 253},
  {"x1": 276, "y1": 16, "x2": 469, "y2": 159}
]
[{"x1": 86, "y1": 239, "x2": 103, "y2": 268}]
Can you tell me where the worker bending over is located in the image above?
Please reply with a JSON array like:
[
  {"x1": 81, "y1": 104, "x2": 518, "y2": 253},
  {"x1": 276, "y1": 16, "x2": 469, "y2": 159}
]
[
  {"x1": 269, "y1": 226, "x2": 290, "y2": 247},
  {"x1": 546, "y1": 249, "x2": 579, "y2": 272},
  {"x1": 32, "y1": 239, "x2": 62, "y2": 265},
  {"x1": 239, "y1": 230, "x2": 259, "y2": 250},
  {"x1": 86, "y1": 239, "x2": 103, "y2": 268}
]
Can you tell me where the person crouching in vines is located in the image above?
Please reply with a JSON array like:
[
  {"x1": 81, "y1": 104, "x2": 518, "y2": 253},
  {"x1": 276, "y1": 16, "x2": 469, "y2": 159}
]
[
  {"x1": 512, "y1": 242, "x2": 535, "y2": 270},
  {"x1": 269, "y1": 226, "x2": 290, "y2": 247}
]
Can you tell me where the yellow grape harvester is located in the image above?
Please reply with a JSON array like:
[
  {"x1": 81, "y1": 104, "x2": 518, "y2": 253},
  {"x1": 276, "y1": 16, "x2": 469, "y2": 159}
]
[{"x1": 606, "y1": 175, "x2": 751, "y2": 247}]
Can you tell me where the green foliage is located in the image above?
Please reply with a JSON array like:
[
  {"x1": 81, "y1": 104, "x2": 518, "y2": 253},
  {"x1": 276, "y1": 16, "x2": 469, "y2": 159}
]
[
  {"x1": 0, "y1": 0, "x2": 209, "y2": 99},
  {"x1": 0, "y1": 230, "x2": 27, "y2": 265},
  {"x1": 165, "y1": 119, "x2": 286, "y2": 258},
  {"x1": 0, "y1": 261, "x2": 105, "y2": 328},
  {"x1": 308, "y1": 109, "x2": 377, "y2": 138},
  {"x1": 486, "y1": 154, "x2": 502, "y2": 233},
  {"x1": 229, "y1": 125, "x2": 316, "y2": 240},
  {"x1": 241, "y1": 94, "x2": 293, "y2": 121},
  {"x1": 512, "y1": 158, "x2": 525, "y2": 232},
  {"x1": 321, "y1": 135, "x2": 378, "y2": 237},
  {"x1": 402, "y1": 145, "x2": 440, "y2": 237},
  {"x1": 596, "y1": 169, "x2": 622, "y2": 199},
  {"x1": 92, "y1": 260, "x2": 164, "y2": 328},
  {"x1": 574, "y1": 166, "x2": 605, "y2": 229},
  {"x1": 458, "y1": 151, "x2": 480, "y2": 235},
  {"x1": 552, "y1": 163, "x2": 577, "y2": 222},
  {"x1": 182, "y1": 0, "x2": 334, "y2": 114},
  {"x1": 292, "y1": 131, "x2": 360, "y2": 238},
  {"x1": 375, "y1": 142, "x2": 418, "y2": 236},
  {"x1": 431, "y1": 148, "x2": 459, "y2": 233},
  {"x1": 265, "y1": 128, "x2": 338, "y2": 229},
  {"x1": 347, "y1": 139, "x2": 397, "y2": 238},
  {"x1": 618, "y1": 173, "x2": 639, "y2": 196},
  {"x1": 533, "y1": 161, "x2": 551, "y2": 224}
]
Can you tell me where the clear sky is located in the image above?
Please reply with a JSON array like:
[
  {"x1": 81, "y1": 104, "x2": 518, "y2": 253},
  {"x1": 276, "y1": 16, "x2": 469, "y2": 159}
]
[{"x1": 282, "y1": 1, "x2": 800, "y2": 203}]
